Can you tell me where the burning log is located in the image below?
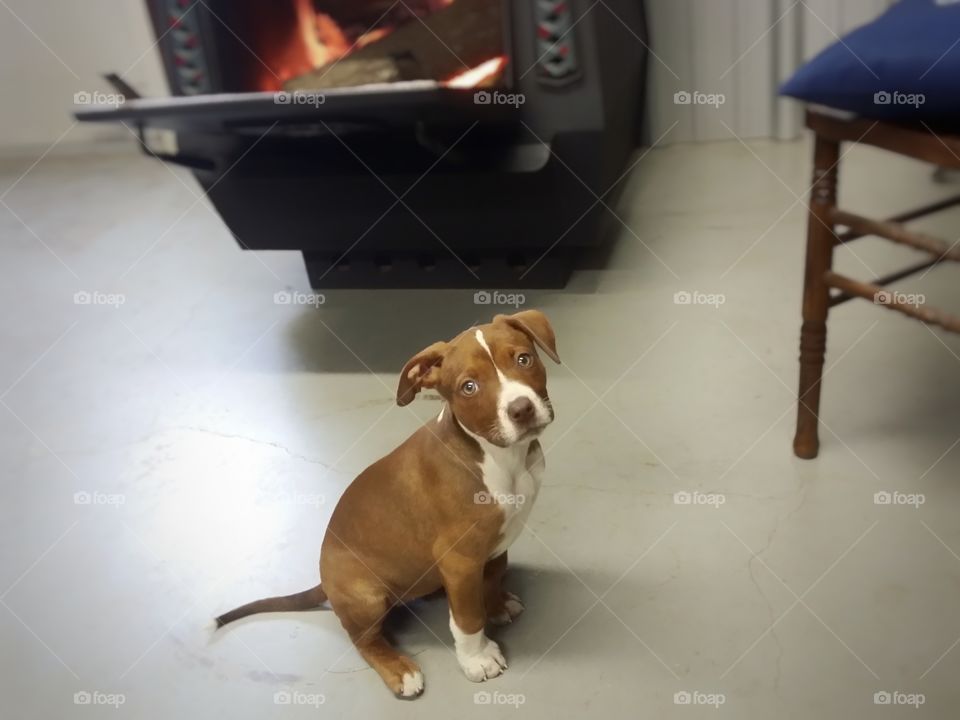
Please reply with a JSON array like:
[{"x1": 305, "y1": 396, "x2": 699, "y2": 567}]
[{"x1": 284, "y1": 0, "x2": 503, "y2": 90}]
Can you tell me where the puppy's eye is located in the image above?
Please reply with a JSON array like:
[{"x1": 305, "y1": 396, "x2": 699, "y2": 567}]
[
  {"x1": 461, "y1": 380, "x2": 479, "y2": 396},
  {"x1": 517, "y1": 353, "x2": 533, "y2": 367}
]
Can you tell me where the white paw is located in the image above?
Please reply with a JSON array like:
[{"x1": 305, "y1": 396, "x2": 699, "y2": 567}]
[
  {"x1": 457, "y1": 638, "x2": 507, "y2": 682},
  {"x1": 399, "y1": 671, "x2": 424, "y2": 698}
]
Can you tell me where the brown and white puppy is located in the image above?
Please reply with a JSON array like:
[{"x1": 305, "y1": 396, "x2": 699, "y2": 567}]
[{"x1": 215, "y1": 310, "x2": 559, "y2": 698}]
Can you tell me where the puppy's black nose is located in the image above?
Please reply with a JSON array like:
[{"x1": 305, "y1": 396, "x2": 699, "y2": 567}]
[{"x1": 508, "y1": 397, "x2": 535, "y2": 425}]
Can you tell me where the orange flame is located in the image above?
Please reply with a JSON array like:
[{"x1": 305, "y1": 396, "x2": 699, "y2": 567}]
[
  {"x1": 264, "y1": 0, "x2": 500, "y2": 91},
  {"x1": 443, "y1": 56, "x2": 508, "y2": 89},
  {"x1": 268, "y1": 0, "x2": 351, "y2": 87},
  {"x1": 297, "y1": 2, "x2": 350, "y2": 69},
  {"x1": 355, "y1": 28, "x2": 392, "y2": 49}
]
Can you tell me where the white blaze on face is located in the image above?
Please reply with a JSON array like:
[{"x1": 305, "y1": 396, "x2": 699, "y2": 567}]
[{"x1": 474, "y1": 329, "x2": 551, "y2": 444}]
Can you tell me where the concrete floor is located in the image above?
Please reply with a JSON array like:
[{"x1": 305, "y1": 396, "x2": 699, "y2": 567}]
[{"x1": 1, "y1": 135, "x2": 959, "y2": 719}]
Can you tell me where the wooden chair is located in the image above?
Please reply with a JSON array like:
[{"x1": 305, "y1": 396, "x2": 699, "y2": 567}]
[{"x1": 794, "y1": 110, "x2": 960, "y2": 459}]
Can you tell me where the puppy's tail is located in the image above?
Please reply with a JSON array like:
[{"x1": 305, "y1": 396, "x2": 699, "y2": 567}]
[{"x1": 215, "y1": 583, "x2": 327, "y2": 628}]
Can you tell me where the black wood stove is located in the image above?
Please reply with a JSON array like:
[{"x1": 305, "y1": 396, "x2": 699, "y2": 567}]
[{"x1": 76, "y1": 0, "x2": 648, "y2": 288}]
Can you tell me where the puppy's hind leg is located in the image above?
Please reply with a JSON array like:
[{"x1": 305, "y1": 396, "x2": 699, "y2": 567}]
[
  {"x1": 329, "y1": 585, "x2": 424, "y2": 699},
  {"x1": 483, "y1": 552, "x2": 524, "y2": 626}
]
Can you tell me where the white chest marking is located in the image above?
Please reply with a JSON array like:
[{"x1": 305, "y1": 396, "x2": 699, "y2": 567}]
[
  {"x1": 458, "y1": 417, "x2": 545, "y2": 558},
  {"x1": 484, "y1": 441, "x2": 544, "y2": 558}
]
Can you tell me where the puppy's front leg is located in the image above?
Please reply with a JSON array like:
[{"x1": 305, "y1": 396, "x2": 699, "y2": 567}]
[{"x1": 440, "y1": 554, "x2": 507, "y2": 682}]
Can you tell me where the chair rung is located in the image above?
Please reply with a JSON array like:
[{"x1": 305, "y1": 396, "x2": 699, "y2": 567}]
[
  {"x1": 830, "y1": 208, "x2": 960, "y2": 261},
  {"x1": 835, "y1": 193, "x2": 960, "y2": 243},
  {"x1": 824, "y1": 271, "x2": 960, "y2": 333},
  {"x1": 829, "y1": 259, "x2": 942, "y2": 306}
]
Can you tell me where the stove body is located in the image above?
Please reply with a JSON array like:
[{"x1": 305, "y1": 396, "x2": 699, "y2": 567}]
[{"x1": 79, "y1": 1, "x2": 648, "y2": 288}]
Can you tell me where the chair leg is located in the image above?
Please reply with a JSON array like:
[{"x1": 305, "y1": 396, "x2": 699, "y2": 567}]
[{"x1": 793, "y1": 134, "x2": 839, "y2": 459}]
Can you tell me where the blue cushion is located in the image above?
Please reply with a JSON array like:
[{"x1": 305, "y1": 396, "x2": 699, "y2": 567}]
[{"x1": 781, "y1": 0, "x2": 960, "y2": 121}]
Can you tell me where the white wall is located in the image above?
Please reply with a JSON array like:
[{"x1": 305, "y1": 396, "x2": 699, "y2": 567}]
[
  {"x1": 0, "y1": 1, "x2": 166, "y2": 150},
  {"x1": 645, "y1": 0, "x2": 894, "y2": 143}
]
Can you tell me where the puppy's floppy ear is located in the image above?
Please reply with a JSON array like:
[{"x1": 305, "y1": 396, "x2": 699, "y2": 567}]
[
  {"x1": 495, "y1": 310, "x2": 560, "y2": 364},
  {"x1": 397, "y1": 341, "x2": 448, "y2": 406}
]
